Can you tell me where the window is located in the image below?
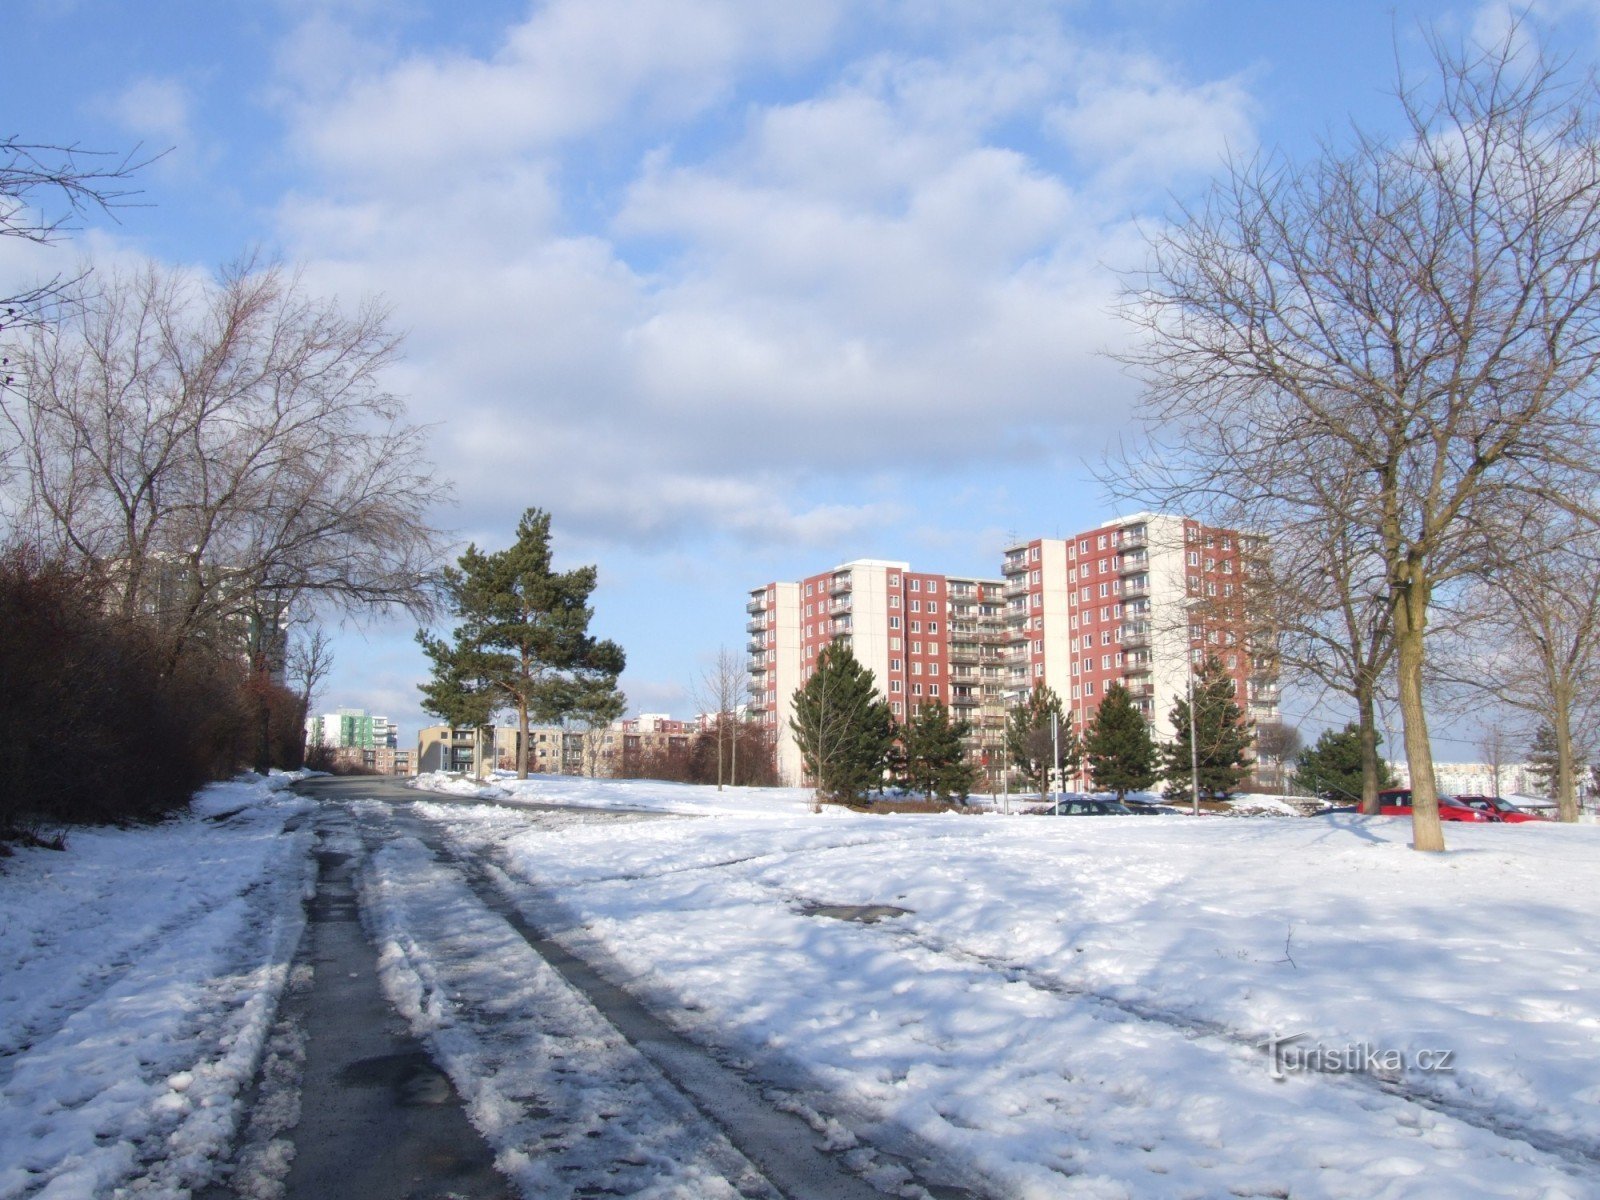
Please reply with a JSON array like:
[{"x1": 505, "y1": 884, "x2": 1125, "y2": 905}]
[
  {"x1": 806, "y1": 583, "x2": 814, "y2": 595},
  {"x1": 1206, "y1": 556, "x2": 1216, "y2": 570},
  {"x1": 912, "y1": 661, "x2": 922, "y2": 675},
  {"x1": 928, "y1": 621, "x2": 939, "y2": 634},
  {"x1": 1102, "y1": 654, "x2": 1112, "y2": 670},
  {"x1": 1033, "y1": 593, "x2": 1043, "y2": 608},
  {"x1": 1188, "y1": 551, "x2": 1200, "y2": 566},
  {"x1": 911, "y1": 599, "x2": 922, "y2": 613},
  {"x1": 1207, "y1": 581, "x2": 1217, "y2": 596},
  {"x1": 890, "y1": 595, "x2": 901, "y2": 609},
  {"x1": 890, "y1": 616, "x2": 901, "y2": 629},
  {"x1": 912, "y1": 683, "x2": 923, "y2": 696},
  {"x1": 805, "y1": 624, "x2": 813, "y2": 638},
  {"x1": 1101, "y1": 630, "x2": 1112, "y2": 645},
  {"x1": 892, "y1": 701, "x2": 903, "y2": 715},
  {"x1": 928, "y1": 579, "x2": 939, "y2": 593},
  {"x1": 891, "y1": 637, "x2": 902, "y2": 650},
  {"x1": 891, "y1": 679, "x2": 903, "y2": 693},
  {"x1": 889, "y1": 575, "x2": 900, "y2": 587},
  {"x1": 1080, "y1": 539, "x2": 1090, "y2": 553},
  {"x1": 1035, "y1": 663, "x2": 1045, "y2": 677},
  {"x1": 1082, "y1": 633, "x2": 1093, "y2": 648},
  {"x1": 929, "y1": 684, "x2": 940, "y2": 696},
  {"x1": 891, "y1": 658, "x2": 903, "y2": 671},
  {"x1": 911, "y1": 641, "x2": 922, "y2": 655},
  {"x1": 911, "y1": 578, "x2": 921, "y2": 591},
  {"x1": 929, "y1": 663, "x2": 939, "y2": 676},
  {"x1": 928, "y1": 601, "x2": 939, "y2": 614},
  {"x1": 1084, "y1": 680, "x2": 1095, "y2": 696},
  {"x1": 1222, "y1": 536, "x2": 1233, "y2": 550},
  {"x1": 910, "y1": 620, "x2": 922, "y2": 633},
  {"x1": 1097, "y1": 534, "x2": 1108, "y2": 549},
  {"x1": 806, "y1": 603, "x2": 814, "y2": 616},
  {"x1": 1099, "y1": 582, "x2": 1110, "y2": 598}
]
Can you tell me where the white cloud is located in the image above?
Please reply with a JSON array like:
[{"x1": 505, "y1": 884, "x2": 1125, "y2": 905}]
[{"x1": 260, "y1": 4, "x2": 1257, "y2": 553}]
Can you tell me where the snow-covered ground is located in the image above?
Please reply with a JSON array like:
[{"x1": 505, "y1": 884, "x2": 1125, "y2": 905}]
[
  {"x1": 411, "y1": 772, "x2": 1600, "y2": 1198},
  {"x1": 0, "y1": 774, "x2": 314, "y2": 1200},
  {"x1": 5, "y1": 769, "x2": 1598, "y2": 1198}
]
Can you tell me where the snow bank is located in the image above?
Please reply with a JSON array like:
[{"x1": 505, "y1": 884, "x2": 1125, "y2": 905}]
[{"x1": 0, "y1": 774, "x2": 315, "y2": 1199}]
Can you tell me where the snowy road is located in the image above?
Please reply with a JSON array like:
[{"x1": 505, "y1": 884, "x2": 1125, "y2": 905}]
[{"x1": 3, "y1": 771, "x2": 1598, "y2": 1199}]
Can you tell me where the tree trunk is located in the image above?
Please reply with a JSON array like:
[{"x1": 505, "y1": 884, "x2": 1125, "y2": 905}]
[
  {"x1": 1356, "y1": 681, "x2": 1383, "y2": 815},
  {"x1": 1553, "y1": 696, "x2": 1580, "y2": 823},
  {"x1": 1393, "y1": 565, "x2": 1445, "y2": 852},
  {"x1": 516, "y1": 697, "x2": 530, "y2": 780}
]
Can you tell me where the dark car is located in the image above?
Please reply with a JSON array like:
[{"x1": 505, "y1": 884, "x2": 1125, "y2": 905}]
[
  {"x1": 1123, "y1": 799, "x2": 1182, "y2": 815},
  {"x1": 1452, "y1": 795, "x2": 1551, "y2": 823},
  {"x1": 1034, "y1": 797, "x2": 1134, "y2": 816}
]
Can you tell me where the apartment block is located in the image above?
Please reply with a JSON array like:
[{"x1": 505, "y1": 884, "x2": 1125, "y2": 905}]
[
  {"x1": 747, "y1": 560, "x2": 1007, "y2": 786},
  {"x1": 1001, "y1": 513, "x2": 1277, "y2": 745}
]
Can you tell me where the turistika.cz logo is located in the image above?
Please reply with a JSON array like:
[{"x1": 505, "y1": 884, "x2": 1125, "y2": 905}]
[{"x1": 1259, "y1": 1032, "x2": 1456, "y2": 1082}]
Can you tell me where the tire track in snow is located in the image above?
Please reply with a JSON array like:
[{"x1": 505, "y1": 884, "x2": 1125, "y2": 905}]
[{"x1": 382, "y1": 801, "x2": 991, "y2": 1200}]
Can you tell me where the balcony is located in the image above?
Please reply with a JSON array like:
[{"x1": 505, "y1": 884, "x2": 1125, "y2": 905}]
[
  {"x1": 746, "y1": 595, "x2": 765, "y2": 615},
  {"x1": 748, "y1": 657, "x2": 768, "y2": 674},
  {"x1": 1122, "y1": 621, "x2": 1152, "y2": 647},
  {"x1": 1003, "y1": 577, "x2": 1030, "y2": 598},
  {"x1": 1003, "y1": 553, "x2": 1028, "y2": 574},
  {"x1": 828, "y1": 573, "x2": 852, "y2": 595},
  {"x1": 830, "y1": 595, "x2": 852, "y2": 613},
  {"x1": 1118, "y1": 552, "x2": 1149, "y2": 575},
  {"x1": 949, "y1": 642, "x2": 979, "y2": 663},
  {"x1": 745, "y1": 616, "x2": 766, "y2": 634},
  {"x1": 1122, "y1": 576, "x2": 1150, "y2": 597},
  {"x1": 1123, "y1": 654, "x2": 1153, "y2": 676},
  {"x1": 1126, "y1": 682, "x2": 1155, "y2": 699},
  {"x1": 746, "y1": 637, "x2": 765, "y2": 655},
  {"x1": 1119, "y1": 527, "x2": 1148, "y2": 551}
]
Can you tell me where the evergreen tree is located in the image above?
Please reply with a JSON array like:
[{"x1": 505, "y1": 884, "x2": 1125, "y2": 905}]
[
  {"x1": 1162, "y1": 656, "x2": 1253, "y2": 801},
  {"x1": 1294, "y1": 723, "x2": 1395, "y2": 802},
  {"x1": 1085, "y1": 682, "x2": 1158, "y2": 799},
  {"x1": 418, "y1": 508, "x2": 626, "y2": 779},
  {"x1": 1527, "y1": 722, "x2": 1561, "y2": 796},
  {"x1": 415, "y1": 633, "x2": 497, "y2": 776},
  {"x1": 789, "y1": 642, "x2": 895, "y2": 803},
  {"x1": 901, "y1": 701, "x2": 976, "y2": 802},
  {"x1": 1005, "y1": 685, "x2": 1079, "y2": 799}
]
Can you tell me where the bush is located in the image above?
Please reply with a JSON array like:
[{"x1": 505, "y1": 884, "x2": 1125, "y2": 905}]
[{"x1": 0, "y1": 547, "x2": 254, "y2": 843}]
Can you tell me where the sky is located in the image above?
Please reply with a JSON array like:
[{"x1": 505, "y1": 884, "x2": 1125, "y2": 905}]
[{"x1": 4, "y1": 0, "x2": 1597, "y2": 751}]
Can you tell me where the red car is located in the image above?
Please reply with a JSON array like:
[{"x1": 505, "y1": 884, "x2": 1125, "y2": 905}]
[
  {"x1": 1452, "y1": 795, "x2": 1551, "y2": 823},
  {"x1": 1374, "y1": 789, "x2": 1501, "y2": 822}
]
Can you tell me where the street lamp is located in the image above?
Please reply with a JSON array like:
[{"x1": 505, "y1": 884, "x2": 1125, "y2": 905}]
[{"x1": 1187, "y1": 661, "x2": 1201, "y2": 817}]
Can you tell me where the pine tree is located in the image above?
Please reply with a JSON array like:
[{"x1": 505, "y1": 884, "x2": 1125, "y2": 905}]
[
  {"x1": 1527, "y1": 722, "x2": 1560, "y2": 796},
  {"x1": 418, "y1": 508, "x2": 626, "y2": 779},
  {"x1": 1005, "y1": 685, "x2": 1079, "y2": 799},
  {"x1": 901, "y1": 700, "x2": 976, "y2": 802},
  {"x1": 1085, "y1": 682, "x2": 1158, "y2": 799},
  {"x1": 789, "y1": 642, "x2": 895, "y2": 804},
  {"x1": 1162, "y1": 656, "x2": 1253, "y2": 802},
  {"x1": 1294, "y1": 723, "x2": 1395, "y2": 802}
]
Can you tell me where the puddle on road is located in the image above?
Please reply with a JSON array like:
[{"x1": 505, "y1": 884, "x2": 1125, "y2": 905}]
[
  {"x1": 798, "y1": 902, "x2": 912, "y2": 924},
  {"x1": 337, "y1": 1051, "x2": 455, "y2": 1107}
]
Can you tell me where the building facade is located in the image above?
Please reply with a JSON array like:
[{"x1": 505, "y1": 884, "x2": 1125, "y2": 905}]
[
  {"x1": 1001, "y1": 513, "x2": 1277, "y2": 755},
  {"x1": 747, "y1": 559, "x2": 1007, "y2": 787}
]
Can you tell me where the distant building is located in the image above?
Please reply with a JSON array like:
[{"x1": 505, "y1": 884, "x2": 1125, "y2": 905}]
[
  {"x1": 747, "y1": 559, "x2": 1008, "y2": 787},
  {"x1": 306, "y1": 708, "x2": 397, "y2": 754},
  {"x1": 1001, "y1": 514, "x2": 1277, "y2": 745}
]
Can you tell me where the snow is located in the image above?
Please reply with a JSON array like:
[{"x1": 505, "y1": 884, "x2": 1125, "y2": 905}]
[
  {"x1": 6, "y1": 767, "x2": 1600, "y2": 1198},
  {"x1": 413, "y1": 773, "x2": 1600, "y2": 1197},
  {"x1": 0, "y1": 774, "x2": 314, "y2": 1200}
]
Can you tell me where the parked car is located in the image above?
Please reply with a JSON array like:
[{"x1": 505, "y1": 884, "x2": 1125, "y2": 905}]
[
  {"x1": 1452, "y1": 795, "x2": 1551, "y2": 823},
  {"x1": 1123, "y1": 799, "x2": 1183, "y2": 816},
  {"x1": 1032, "y1": 797, "x2": 1134, "y2": 816},
  {"x1": 1374, "y1": 789, "x2": 1502, "y2": 822}
]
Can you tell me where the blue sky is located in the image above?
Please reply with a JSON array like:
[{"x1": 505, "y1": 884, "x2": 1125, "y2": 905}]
[{"x1": 5, "y1": 0, "x2": 1594, "y2": 753}]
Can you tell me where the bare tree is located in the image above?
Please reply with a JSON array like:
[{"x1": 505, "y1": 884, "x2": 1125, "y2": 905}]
[
  {"x1": 1118, "y1": 26, "x2": 1600, "y2": 850},
  {"x1": 1243, "y1": 474, "x2": 1396, "y2": 812},
  {"x1": 1, "y1": 137, "x2": 154, "y2": 321},
  {"x1": 694, "y1": 646, "x2": 746, "y2": 790},
  {"x1": 1449, "y1": 511, "x2": 1600, "y2": 821},
  {"x1": 1476, "y1": 720, "x2": 1513, "y2": 801},
  {"x1": 287, "y1": 625, "x2": 335, "y2": 716},
  {"x1": 2, "y1": 258, "x2": 451, "y2": 668}
]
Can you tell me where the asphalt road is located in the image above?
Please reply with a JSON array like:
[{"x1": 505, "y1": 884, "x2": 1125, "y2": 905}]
[{"x1": 254, "y1": 775, "x2": 978, "y2": 1200}]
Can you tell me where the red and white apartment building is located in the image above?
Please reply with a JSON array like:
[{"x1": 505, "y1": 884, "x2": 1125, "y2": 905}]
[
  {"x1": 1001, "y1": 512, "x2": 1277, "y2": 749},
  {"x1": 746, "y1": 560, "x2": 1008, "y2": 786},
  {"x1": 747, "y1": 516, "x2": 1276, "y2": 788}
]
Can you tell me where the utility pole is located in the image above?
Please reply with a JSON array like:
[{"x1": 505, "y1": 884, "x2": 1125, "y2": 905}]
[
  {"x1": 1051, "y1": 709, "x2": 1061, "y2": 804},
  {"x1": 1188, "y1": 665, "x2": 1201, "y2": 817}
]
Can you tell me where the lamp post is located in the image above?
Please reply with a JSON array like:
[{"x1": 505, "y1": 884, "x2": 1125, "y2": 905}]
[{"x1": 1188, "y1": 662, "x2": 1201, "y2": 817}]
